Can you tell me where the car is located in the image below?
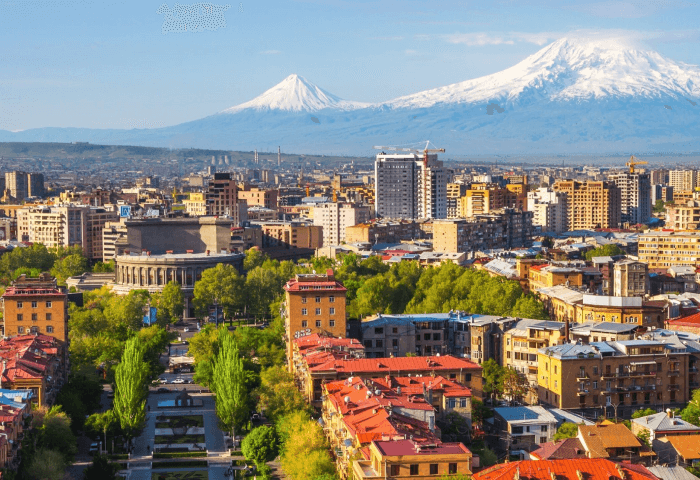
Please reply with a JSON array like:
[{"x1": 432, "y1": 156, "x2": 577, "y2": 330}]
[
  {"x1": 184, "y1": 327, "x2": 190, "y2": 332},
  {"x1": 171, "y1": 378, "x2": 186, "y2": 384},
  {"x1": 157, "y1": 387, "x2": 169, "y2": 394},
  {"x1": 89, "y1": 443, "x2": 99, "y2": 455},
  {"x1": 184, "y1": 379, "x2": 193, "y2": 384},
  {"x1": 251, "y1": 413, "x2": 261, "y2": 422},
  {"x1": 158, "y1": 377, "x2": 167, "y2": 384}
]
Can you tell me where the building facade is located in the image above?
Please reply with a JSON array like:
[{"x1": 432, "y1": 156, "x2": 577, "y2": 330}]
[
  {"x1": 526, "y1": 187, "x2": 568, "y2": 234},
  {"x1": 312, "y1": 202, "x2": 371, "y2": 246},
  {"x1": 553, "y1": 181, "x2": 621, "y2": 230},
  {"x1": 432, "y1": 210, "x2": 533, "y2": 253},
  {"x1": 638, "y1": 231, "x2": 700, "y2": 268},
  {"x1": 609, "y1": 172, "x2": 651, "y2": 225}
]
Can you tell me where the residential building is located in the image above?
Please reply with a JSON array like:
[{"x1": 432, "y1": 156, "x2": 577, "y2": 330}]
[
  {"x1": 206, "y1": 172, "x2": 243, "y2": 224},
  {"x1": 652, "y1": 184, "x2": 674, "y2": 204},
  {"x1": 492, "y1": 406, "x2": 558, "y2": 450},
  {"x1": 446, "y1": 183, "x2": 467, "y2": 218},
  {"x1": 613, "y1": 260, "x2": 649, "y2": 297},
  {"x1": 102, "y1": 220, "x2": 128, "y2": 261},
  {"x1": 538, "y1": 340, "x2": 689, "y2": 418},
  {"x1": 609, "y1": 171, "x2": 651, "y2": 225},
  {"x1": 474, "y1": 459, "x2": 657, "y2": 480},
  {"x1": 312, "y1": 202, "x2": 371, "y2": 246},
  {"x1": 374, "y1": 152, "x2": 447, "y2": 220},
  {"x1": 352, "y1": 440, "x2": 472, "y2": 480},
  {"x1": 553, "y1": 181, "x2": 621, "y2": 230},
  {"x1": 665, "y1": 200, "x2": 700, "y2": 230},
  {"x1": 250, "y1": 220, "x2": 323, "y2": 251},
  {"x1": 183, "y1": 192, "x2": 207, "y2": 216},
  {"x1": 1, "y1": 273, "x2": 69, "y2": 344},
  {"x1": 344, "y1": 220, "x2": 431, "y2": 244},
  {"x1": 360, "y1": 314, "x2": 450, "y2": 358},
  {"x1": 569, "y1": 322, "x2": 639, "y2": 344},
  {"x1": 432, "y1": 209, "x2": 533, "y2": 253},
  {"x1": 653, "y1": 435, "x2": 700, "y2": 466},
  {"x1": 5, "y1": 171, "x2": 28, "y2": 200},
  {"x1": 638, "y1": 231, "x2": 700, "y2": 268},
  {"x1": 527, "y1": 187, "x2": 568, "y2": 234},
  {"x1": 669, "y1": 169, "x2": 696, "y2": 193},
  {"x1": 237, "y1": 187, "x2": 278, "y2": 210},
  {"x1": 459, "y1": 184, "x2": 506, "y2": 217},
  {"x1": 458, "y1": 315, "x2": 517, "y2": 365},
  {"x1": 651, "y1": 170, "x2": 669, "y2": 185},
  {"x1": 530, "y1": 438, "x2": 586, "y2": 460},
  {"x1": 577, "y1": 423, "x2": 644, "y2": 460},
  {"x1": 528, "y1": 264, "x2": 583, "y2": 292},
  {"x1": 502, "y1": 320, "x2": 568, "y2": 388},
  {"x1": 28, "y1": 173, "x2": 44, "y2": 198},
  {"x1": 283, "y1": 271, "x2": 347, "y2": 369},
  {"x1": 631, "y1": 411, "x2": 700, "y2": 442}
]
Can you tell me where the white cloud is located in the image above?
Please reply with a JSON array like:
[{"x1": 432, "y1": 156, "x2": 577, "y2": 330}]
[
  {"x1": 405, "y1": 49, "x2": 418, "y2": 56},
  {"x1": 259, "y1": 50, "x2": 282, "y2": 55},
  {"x1": 444, "y1": 33, "x2": 515, "y2": 46}
]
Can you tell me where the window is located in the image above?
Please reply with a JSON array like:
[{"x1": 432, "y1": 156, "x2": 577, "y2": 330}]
[
  {"x1": 512, "y1": 426, "x2": 524, "y2": 434},
  {"x1": 390, "y1": 465, "x2": 400, "y2": 476},
  {"x1": 315, "y1": 320, "x2": 321, "y2": 327},
  {"x1": 315, "y1": 296, "x2": 321, "y2": 303},
  {"x1": 301, "y1": 297, "x2": 307, "y2": 304},
  {"x1": 329, "y1": 296, "x2": 335, "y2": 303},
  {"x1": 46, "y1": 301, "x2": 52, "y2": 308},
  {"x1": 541, "y1": 425, "x2": 548, "y2": 432},
  {"x1": 31, "y1": 301, "x2": 37, "y2": 308},
  {"x1": 301, "y1": 308, "x2": 308, "y2": 315},
  {"x1": 16, "y1": 314, "x2": 23, "y2": 322},
  {"x1": 424, "y1": 333, "x2": 431, "y2": 340},
  {"x1": 393, "y1": 339, "x2": 398, "y2": 348},
  {"x1": 449, "y1": 463, "x2": 458, "y2": 474},
  {"x1": 30, "y1": 327, "x2": 38, "y2": 334},
  {"x1": 315, "y1": 308, "x2": 321, "y2": 315},
  {"x1": 375, "y1": 328, "x2": 384, "y2": 334},
  {"x1": 433, "y1": 333, "x2": 441, "y2": 341},
  {"x1": 329, "y1": 320, "x2": 335, "y2": 327},
  {"x1": 364, "y1": 340, "x2": 372, "y2": 348},
  {"x1": 17, "y1": 327, "x2": 24, "y2": 334},
  {"x1": 376, "y1": 340, "x2": 383, "y2": 348},
  {"x1": 410, "y1": 465, "x2": 419, "y2": 476},
  {"x1": 393, "y1": 327, "x2": 398, "y2": 334},
  {"x1": 31, "y1": 313, "x2": 37, "y2": 321},
  {"x1": 16, "y1": 302, "x2": 22, "y2": 308},
  {"x1": 329, "y1": 307, "x2": 335, "y2": 315},
  {"x1": 430, "y1": 464, "x2": 438, "y2": 475},
  {"x1": 46, "y1": 313, "x2": 52, "y2": 321},
  {"x1": 46, "y1": 326, "x2": 54, "y2": 333}
]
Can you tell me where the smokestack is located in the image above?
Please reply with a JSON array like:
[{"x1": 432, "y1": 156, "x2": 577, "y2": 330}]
[{"x1": 278, "y1": 146, "x2": 281, "y2": 167}]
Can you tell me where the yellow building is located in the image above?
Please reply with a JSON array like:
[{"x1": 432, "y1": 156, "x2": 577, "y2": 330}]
[
  {"x1": 458, "y1": 184, "x2": 505, "y2": 217},
  {"x1": 638, "y1": 231, "x2": 700, "y2": 268},
  {"x1": 528, "y1": 264, "x2": 583, "y2": 292},
  {"x1": 553, "y1": 180, "x2": 621, "y2": 230},
  {"x1": 183, "y1": 192, "x2": 207, "y2": 216}
]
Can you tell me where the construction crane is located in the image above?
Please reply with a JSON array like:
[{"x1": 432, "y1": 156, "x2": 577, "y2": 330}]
[
  {"x1": 373, "y1": 141, "x2": 445, "y2": 216},
  {"x1": 626, "y1": 155, "x2": 648, "y2": 174}
]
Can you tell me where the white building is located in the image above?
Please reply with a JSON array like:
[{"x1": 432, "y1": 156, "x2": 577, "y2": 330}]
[
  {"x1": 669, "y1": 169, "x2": 696, "y2": 192},
  {"x1": 526, "y1": 187, "x2": 567, "y2": 234},
  {"x1": 374, "y1": 152, "x2": 447, "y2": 220},
  {"x1": 312, "y1": 202, "x2": 371, "y2": 246},
  {"x1": 610, "y1": 172, "x2": 652, "y2": 225}
]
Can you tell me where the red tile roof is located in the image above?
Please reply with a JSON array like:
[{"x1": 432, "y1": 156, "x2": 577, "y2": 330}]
[
  {"x1": 310, "y1": 355, "x2": 481, "y2": 373},
  {"x1": 474, "y1": 459, "x2": 658, "y2": 480},
  {"x1": 531, "y1": 438, "x2": 586, "y2": 460},
  {"x1": 295, "y1": 333, "x2": 364, "y2": 352},
  {"x1": 668, "y1": 311, "x2": 700, "y2": 327}
]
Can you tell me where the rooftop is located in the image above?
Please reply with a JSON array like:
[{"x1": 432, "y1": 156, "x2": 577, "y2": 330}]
[
  {"x1": 373, "y1": 439, "x2": 470, "y2": 457},
  {"x1": 631, "y1": 412, "x2": 700, "y2": 433},
  {"x1": 310, "y1": 355, "x2": 482, "y2": 373},
  {"x1": 493, "y1": 406, "x2": 558, "y2": 424},
  {"x1": 474, "y1": 459, "x2": 657, "y2": 480}
]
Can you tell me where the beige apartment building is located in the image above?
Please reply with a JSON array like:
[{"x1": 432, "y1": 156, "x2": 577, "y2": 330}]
[
  {"x1": 184, "y1": 192, "x2": 207, "y2": 216},
  {"x1": 638, "y1": 231, "x2": 700, "y2": 268},
  {"x1": 458, "y1": 184, "x2": 506, "y2": 217},
  {"x1": 237, "y1": 187, "x2": 278, "y2": 210},
  {"x1": 432, "y1": 210, "x2": 532, "y2": 253},
  {"x1": 553, "y1": 180, "x2": 621, "y2": 230},
  {"x1": 613, "y1": 260, "x2": 648, "y2": 297},
  {"x1": 312, "y1": 202, "x2": 371, "y2": 246},
  {"x1": 666, "y1": 200, "x2": 700, "y2": 230},
  {"x1": 252, "y1": 221, "x2": 322, "y2": 250}
]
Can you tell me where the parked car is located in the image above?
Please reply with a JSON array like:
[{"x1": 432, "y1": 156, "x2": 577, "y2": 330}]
[
  {"x1": 89, "y1": 443, "x2": 99, "y2": 455},
  {"x1": 171, "y1": 378, "x2": 186, "y2": 384},
  {"x1": 157, "y1": 387, "x2": 169, "y2": 394},
  {"x1": 183, "y1": 327, "x2": 190, "y2": 333},
  {"x1": 184, "y1": 379, "x2": 194, "y2": 384}
]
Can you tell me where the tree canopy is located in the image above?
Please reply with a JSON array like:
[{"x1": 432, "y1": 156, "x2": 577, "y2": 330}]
[
  {"x1": 553, "y1": 422, "x2": 580, "y2": 441},
  {"x1": 584, "y1": 244, "x2": 625, "y2": 261}
]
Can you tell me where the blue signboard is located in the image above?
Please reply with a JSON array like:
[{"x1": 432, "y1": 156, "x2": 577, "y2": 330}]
[
  {"x1": 119, "y1": 205, "x2": 132, "y2": 218},
  {"x1": 208, "y1": 305, "x2": 224, "y2": 326},
  {"x1": 143, "y1": 307, "x2": 157, "y2": 325}
]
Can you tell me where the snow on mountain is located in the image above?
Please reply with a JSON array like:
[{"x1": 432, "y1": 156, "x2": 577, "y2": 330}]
[
  {"x1": 383, "y1": 37, "x2": 700, "y2": 109},
  {"x1": 220, "y1": 74, "x2": 370, "y2": 113}
]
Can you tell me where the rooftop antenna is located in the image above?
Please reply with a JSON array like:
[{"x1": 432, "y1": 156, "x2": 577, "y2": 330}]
[{"x1": 278, "y1": 146, "x2": 281, "y2": 167}]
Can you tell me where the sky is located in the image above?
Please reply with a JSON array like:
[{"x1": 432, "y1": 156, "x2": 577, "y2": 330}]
[{"x1": 0, "y1": 0, "x2": 698, "y2": 131}]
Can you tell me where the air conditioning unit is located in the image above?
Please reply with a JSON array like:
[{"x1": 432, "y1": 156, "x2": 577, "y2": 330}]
[{"x1": 625, "y1": 394, "x2": 630, "y2": 397}]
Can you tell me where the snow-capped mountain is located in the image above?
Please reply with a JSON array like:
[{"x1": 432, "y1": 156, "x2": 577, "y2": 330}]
[
  {"x1": 220, "y1": 74, "x2": 370, "y2": 113},
  {"x1": 1, "y1": 37, "x2": 699, "y2": 155},
  {"x1": 383, "y1": 37, "x2": 700, "y2": 109}
]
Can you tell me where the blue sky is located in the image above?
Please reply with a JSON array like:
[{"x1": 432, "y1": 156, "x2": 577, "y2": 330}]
[{"x1": 0, "y1": 0, "x2": 698, "y2": 131}]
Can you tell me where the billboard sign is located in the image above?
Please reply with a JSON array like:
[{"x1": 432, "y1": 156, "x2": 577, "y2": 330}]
[
  {"x1": 119, "y1": 205, "x2": 132, "y2": 218},
  {"x1": 143, "y1": 307, "x2": 157, "y2": 325},
  {"x1": 208, "y1": 305, "x2": 224, "y2": 326}
]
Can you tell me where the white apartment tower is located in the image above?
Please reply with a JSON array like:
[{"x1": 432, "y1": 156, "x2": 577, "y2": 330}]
[
  {"x1": 669, "y1": 169, "x2": 696, "y2": 192},
  {"x1": 609, "y1": 172, "x2": 652, "y2": 225},
  {"x1": 312, "y1": 202, "x2": 372, "y2": 246},
  {"x1": 526, "y1": 187, "x2": 568, "y2": 234},
  {"x1": 374, "y1": 153, "x2": 447, "y2": 219}
]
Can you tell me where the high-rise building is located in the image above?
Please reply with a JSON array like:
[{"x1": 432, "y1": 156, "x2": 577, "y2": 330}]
[
  {"x1": 652, "y1": 185, "x2": 674, "y2": 204},
  {"x1": 458, "y1": 184, "x2": 506, "y2": 217},
  {"x1": 374, "y1": 153, "x2": 447, "y2": 219},
  {"x1": 5, "y1": 172, "x2": 28, "y2": 200},
  {"x1": 650, "y1": 169, "x2": 668, "y2": 185},
  {"x1": 526, "y1": 187, "x2": 568, "y2": 234},
  {"x1": 446, "y1": 183, "x2": 468, "y2": 218},
  {"x1": 28, "y1": 173, "x2": 44, "y2": 198},
  {"x1": 432, "y1": 209, "x2": 533, "y2": 253},
  {"x1": 206, "y1": 173, "x2": 243, "y2": 224},
  {"x1": 613, "y1": 259, "x2": 648, "y2": 297},
  {"x1": 669, "y1": 169, "x2": 696, "y2": 193},
  {"x1": 312, "y1": 202, "x2": 371, "y2": 246},
  {"x1": 638, "y1": 231, "x2": 700, "y2": 268},
  {"x1": 553, "y1": 181, "x2": 621, "y2": 230},
  {"x1": 609, "y1": 171, "x2": 651, "y2": 225}
]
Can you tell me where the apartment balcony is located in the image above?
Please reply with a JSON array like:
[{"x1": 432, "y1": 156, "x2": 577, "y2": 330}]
[
  {"x1": 690, "y1": 382, "x2": 699, "y2": 389},
  {"x1": 577, "y1": 389, "x2": 589, "y2": 395},
  {"x1": 669, "y1": 370, "x2": 681, "y2": 377},
  {"x1": 690, "y1": 366, "x2": 699, "y2": 373},
  {"x1": 669, "y1": 384, "x2": 681, "y2": 391},
  {"x1": 576, "y1": 374, "x2": 590, "y2": 381}
]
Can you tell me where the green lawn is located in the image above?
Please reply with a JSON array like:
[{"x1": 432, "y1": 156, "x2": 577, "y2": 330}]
[
  {"x1": 155, "y1": 435, "x2": 206, "y2": 445},
  {"x1": 155, "y1": 415, "x2": 205, "y2": 429},
  {"x1": 151, "y1": 472, "x2": 208, "y2": 480}
]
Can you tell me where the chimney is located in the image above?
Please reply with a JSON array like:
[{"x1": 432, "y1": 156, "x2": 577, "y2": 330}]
[{"x1": 667, "y1": 408, "x2": 673, "y2": 418}]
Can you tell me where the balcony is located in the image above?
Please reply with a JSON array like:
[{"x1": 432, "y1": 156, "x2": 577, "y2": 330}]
[
  {"x1": 669, "y1": 370, "x2": 681, "y2": 377},
  {"x1": 577, "y1": 374, "x2": 590, "y2": 381},
  {"x1": 577, "y1": 389, "x2": 589, "y2": 395},
  {"x1": 669, "y1": 384, "x2": 681, "y2": 391}
]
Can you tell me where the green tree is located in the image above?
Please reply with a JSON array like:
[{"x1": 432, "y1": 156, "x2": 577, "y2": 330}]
[
  {"x1": 637, "y1": 429, "x2": 651, "y2": 448},
  {"x1": 584, "y1": 244, "x2": 625, "y2": 261},
  {"x1": 193, "y1": 264, "x2": 245, "y2": 319},
  {"x1": 631, "y1": 408, "x2": 657, "y2": 419},
  {"x1": 482, "y1": 359, "x2": 504, "y2": 403},
  {"x1": 188, "y1": 324, "x2": 220, "y2": 386},
  {"x1": 277, "y1": 411, "x2": 337, "y2": 480},
  {"x1": 92, "y1": 260, "x2": 115, "y2": 272},
  {"x1": 212, "y1": 328, "x2": 249, "y2": 439},
  {"x1": 477, "y1": 446, "x2": 498, "y2": 468},
  {"x1": 0, "y1": 243, "x2": 56, "y2": 280},
  {"x1": 471, "y1": 399, "x2": 493, "y2": 426},
  {"x1": 682, "y1": 388, "x2": 700, "y2": 426},
  {"x1": 113, "y1": 336, "x2": 148, "y2": 440},
  {"x1": 244, "y1": 247, "x2": 268, "y2": 271},
  {"x1": 553, "y1": 422, "x2": 580, "y2": 441},
  {"x1": 83, "y1": 454, "x2": 120, "y2": 480},
  {"x1": 25, "y1": 448, "x2": 66, "y2": 480},
  {"x1": 245, "y1": 267, "x2": 283, "y2": 319},
  {"x1": 501, "y1": 367, "x2": 530, "y2": 403},
  {"x1": 40, "y1": 406, "x2": 78, "y2": 462},
  {"x1": 51, "y1": 252, "x2": 89, "y2": 284},
  {"x1": 255, "y1": 366, "x2": 312, "y2": 422},
  {"x1": 653, "y1": 199, "x2": 666, "y2": 213},
  {"x1": 153, "y1": 281, "x2": 184, "y2": 324},
  {"x1": 242, "y1": 425, "x2": 278, "y2": 469},
  {"x1": 85, "y1": 410, "x2": 119, "y2": 451}
]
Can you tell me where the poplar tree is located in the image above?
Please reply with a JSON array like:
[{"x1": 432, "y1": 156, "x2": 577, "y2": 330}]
[
  {"x1": 212, "y1": 328, "x2": 248, "y2": 439},
  {"x1": 113, "y1": 336, "x2": 148, "y2": 441}
]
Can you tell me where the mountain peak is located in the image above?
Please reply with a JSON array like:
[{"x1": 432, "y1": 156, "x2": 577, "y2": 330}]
[{"x1": 221, "y1": 74, "x2": 369, "y2": 113}]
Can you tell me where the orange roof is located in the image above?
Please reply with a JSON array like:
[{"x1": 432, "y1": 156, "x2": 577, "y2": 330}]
[
  {"x1": 578, "y1": 424, "x2": 641, "y2": 458},
  {"x1": 474, "y1": 459, "x2": 658, "y2": 480},
  {"x1": 665, "y1": 435, "x2": 700, "y2": 460},
  {"x1": 668, "y1": 311, "x2": 700, "y2": 327},
  {"x1": 295, "y1": 333, "x2": 364, "y2": 352},
  {"x1": 310, "y1": 355, "x2": 481, "y2": 373}
]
